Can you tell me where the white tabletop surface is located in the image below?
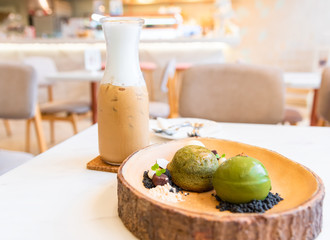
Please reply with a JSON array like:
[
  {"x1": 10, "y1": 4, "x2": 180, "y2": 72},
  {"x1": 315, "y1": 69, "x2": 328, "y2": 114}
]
[
  {"x1": 0, "y1": 121, "x2": 329, "y2": 240},
  {"x1": 47, "y1": 70, "x2": 103, "y2": 82},
  {"x1": 47, "y1": 71, "x2": 322, "y2": 89},
  {"x1": 284, "y1": 72, "x2": 321, "y2": 89}
]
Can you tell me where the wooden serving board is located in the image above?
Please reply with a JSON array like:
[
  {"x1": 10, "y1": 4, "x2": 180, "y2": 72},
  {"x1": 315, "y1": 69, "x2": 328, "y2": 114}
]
[{"x1": 117, "y1": 138, "x2": 324, "y2": 240}]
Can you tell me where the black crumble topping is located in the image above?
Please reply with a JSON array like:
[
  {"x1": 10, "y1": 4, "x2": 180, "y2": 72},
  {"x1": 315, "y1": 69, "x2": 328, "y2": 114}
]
[
  {"x1": 163, "y1": 169, "x2": 183, "y2": 193},
  {"x1": 213, "y1": 192, "x2": 284, "y2": 213},
  {"x1": 142, "y1": 169, "x2": 183, "y2": 193},
  {"x1": 142, "y1": 171, "x2": 155, "y2": 189}
]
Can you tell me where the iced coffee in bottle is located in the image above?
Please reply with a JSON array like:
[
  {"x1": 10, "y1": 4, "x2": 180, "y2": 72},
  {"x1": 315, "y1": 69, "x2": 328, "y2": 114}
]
[{"x1": 98, "y1": 17, "x2": 149, "y2": 165}]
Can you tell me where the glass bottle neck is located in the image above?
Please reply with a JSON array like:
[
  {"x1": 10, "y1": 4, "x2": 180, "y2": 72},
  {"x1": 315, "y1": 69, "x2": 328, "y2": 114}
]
[{"x1": 102, "y1": 19, "x2": 145, "y2": 86}]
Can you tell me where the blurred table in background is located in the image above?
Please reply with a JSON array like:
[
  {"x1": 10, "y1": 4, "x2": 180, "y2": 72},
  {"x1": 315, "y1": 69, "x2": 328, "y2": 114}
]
[
  {"x1": 284, "y1": 72, "x2": 321, "y2": 126},
  {"x1": 47, "y1": 62, "x2": 157, "y2": 124}
]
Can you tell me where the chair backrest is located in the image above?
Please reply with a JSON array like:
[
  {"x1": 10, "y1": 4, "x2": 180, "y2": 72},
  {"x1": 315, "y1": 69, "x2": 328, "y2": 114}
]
[
  {"x1": 0, "y1": 149, "x2": 33, "y2": 176},
  {"x1": 0, "y1": 62, "x2": 37, "y2": 119},
  {"x1": 23, "y1": 56, "x2": 57, "y2": 86},
  {"x1": 160, "y1": 58, "x2": 176, "y2": 93},
  {"x1": 317, "y1": 67, "x2": 330, "y2": 122},
  {"x1": 178, "y1": 63, "x2": 285, "y2": 124}
]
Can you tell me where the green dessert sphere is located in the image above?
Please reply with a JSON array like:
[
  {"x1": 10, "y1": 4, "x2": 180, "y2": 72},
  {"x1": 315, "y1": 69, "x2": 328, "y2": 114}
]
[
  {"x1": 213, "y1": 155, "x2": 271, "y2": 203},
  {"x1": 167, "y1": 145, "x2": 218, "y2": 192}
]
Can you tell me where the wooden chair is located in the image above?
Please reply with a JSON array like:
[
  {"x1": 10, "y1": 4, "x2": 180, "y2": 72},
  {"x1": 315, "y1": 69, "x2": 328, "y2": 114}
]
[
  {"x1": 282, "y1": 107, "x2": 303, "y2": 125},
  {"x1": 171, "y1": 63, "x2": 285, "y2": 124},
  {"x1": 140, "y1": 61, "x2": 157, "y2": 101},
  {"x1": 3, "y1": 120, "x2": 11, "y2": 136},
  {"x1": 23, "y1": 57, "x2": 91, "y2": 143},
  {"x1": 168, "y1": 63, "x2": 303, "y2": 125},
  {"x1": 147, "y1": 60, "x2": 176, "y2": 119},
  {"x1": 317, "y1": 66, "x2": 330, "y2": 126},
  {"x1": 149, "y1": 59, "x2": 192, "y2": 119},
  {"x1": 167, "y1": 61, "x2": 192, "y2": 118},
  {"x1": 0, "y1": 62, "x2": 47, "y2": 153}
]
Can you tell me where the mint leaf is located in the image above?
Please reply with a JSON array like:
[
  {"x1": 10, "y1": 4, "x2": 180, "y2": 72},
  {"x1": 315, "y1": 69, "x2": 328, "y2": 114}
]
[
  {"x1": 155, "y1": 168, "x2": 166, "y2": 176},
  {"x1": 221, "y1": 154, "x2": 226, "y2": 158},
  {"x1": 151, "y1": 163, "x2": 159, "y2": 171},
  {"x1": 215, "y1": 154, "x2": 220, "y2": 158}
]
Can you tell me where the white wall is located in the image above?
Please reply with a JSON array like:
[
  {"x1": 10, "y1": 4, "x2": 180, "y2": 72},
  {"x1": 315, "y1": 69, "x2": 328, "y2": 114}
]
[{"x1": 232, "y1": 0, "x2": 330, "y2": 71}]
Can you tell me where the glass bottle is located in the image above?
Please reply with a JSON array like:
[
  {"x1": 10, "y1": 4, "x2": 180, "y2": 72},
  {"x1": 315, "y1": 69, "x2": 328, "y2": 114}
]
[{"x1": 98, "y1": 17, "x2": 149, "y2": 165}]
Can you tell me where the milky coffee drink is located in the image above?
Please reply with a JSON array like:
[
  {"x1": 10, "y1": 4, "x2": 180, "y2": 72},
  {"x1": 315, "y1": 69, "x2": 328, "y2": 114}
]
[
  {"x1": 98, "y1": 17, "x2": 149, "y2": 165},
  {"x1": 98, "y1": 84, "x2": 149, "y2": 164}
]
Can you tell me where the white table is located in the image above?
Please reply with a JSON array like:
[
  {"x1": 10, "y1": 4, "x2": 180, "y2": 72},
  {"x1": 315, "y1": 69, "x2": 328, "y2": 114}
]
[
  {"x1": 284, "y1": 72, "x2": 322, "y2": 126},
  {"x1": 0, "y1": 121, "x2": 329, "y2": 240},
  {"x1": 47, "y1": 65, "x2": 156, "y2": 124},
  {"x1": 284, "y1": 72, "x2": 321, "y2": 89},
  {"x1": 47, "y1": 71, "x2": 103, "y2": 82}
]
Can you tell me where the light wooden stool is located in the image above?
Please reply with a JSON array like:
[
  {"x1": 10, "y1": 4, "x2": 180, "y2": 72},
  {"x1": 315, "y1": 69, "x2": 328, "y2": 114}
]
[{"x1": 167, "y1": 63, "x2": 192, "y2": 118}]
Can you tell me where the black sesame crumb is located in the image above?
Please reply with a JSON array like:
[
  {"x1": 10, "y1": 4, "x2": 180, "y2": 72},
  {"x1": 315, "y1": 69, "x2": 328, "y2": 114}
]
[
  {"x1": 164, "y1": 169, "x2": 183, "y2": 192},
  {"x1": 213, "y1": 192, "x2": 284, "y2": 213},
  {"x1": 142, "y1": 171, "x2": 155, "y2": 189},
  {"x1": 143, "y1": 169, "x2": 183, "y2": 193}
]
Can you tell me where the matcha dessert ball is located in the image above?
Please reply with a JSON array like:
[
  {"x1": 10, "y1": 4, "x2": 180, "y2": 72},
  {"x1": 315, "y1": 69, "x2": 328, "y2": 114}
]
[
  {"x1": 167, "y1": 145, "x2": 218, "y2": 192},
  {"x1": 213, "y1": 155, "x2": 271, "y2": 204}
]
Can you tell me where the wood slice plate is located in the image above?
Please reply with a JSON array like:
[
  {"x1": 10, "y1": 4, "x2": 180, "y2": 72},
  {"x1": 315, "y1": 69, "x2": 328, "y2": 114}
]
[{"x1": 117, "y1": 138, "x2": 325, "y2": 240}]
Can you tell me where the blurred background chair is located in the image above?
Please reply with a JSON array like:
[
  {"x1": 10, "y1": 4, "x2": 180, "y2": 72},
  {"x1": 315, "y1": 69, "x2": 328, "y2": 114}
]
[
  {"x1": 23, "y1": 56, "x2": 91, "y2": 143},
  {"x1": 282, "y1": 107, "x2": 303, "y2": 125},
  {"x1": 140, "y1": 61, "x2": 157, "y2": 101},
  {"x1": 0, "y1": 62, "x2": 46, "y2": 153},
  {"x1": 317, "y1": 66, "x2": 330, "y2": 126},
  {"x1": 23, "y1": 56, "x2": 56, "y2": 101},
  {"x1": 3, "y1": 120, "x2": 11, "y2": 136},
  {"x1": 175, "y1": 63, "x2": 286, "y2": 124},
  {"x1": 0, "y1": 149, "x2": 34, "y2": 176},
  {"x1": 148, "y1": 59, "x2": 174, "y2": 119},
  {"x1": 149, "y1": 59, "x2": 193, "y2": 119}
]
